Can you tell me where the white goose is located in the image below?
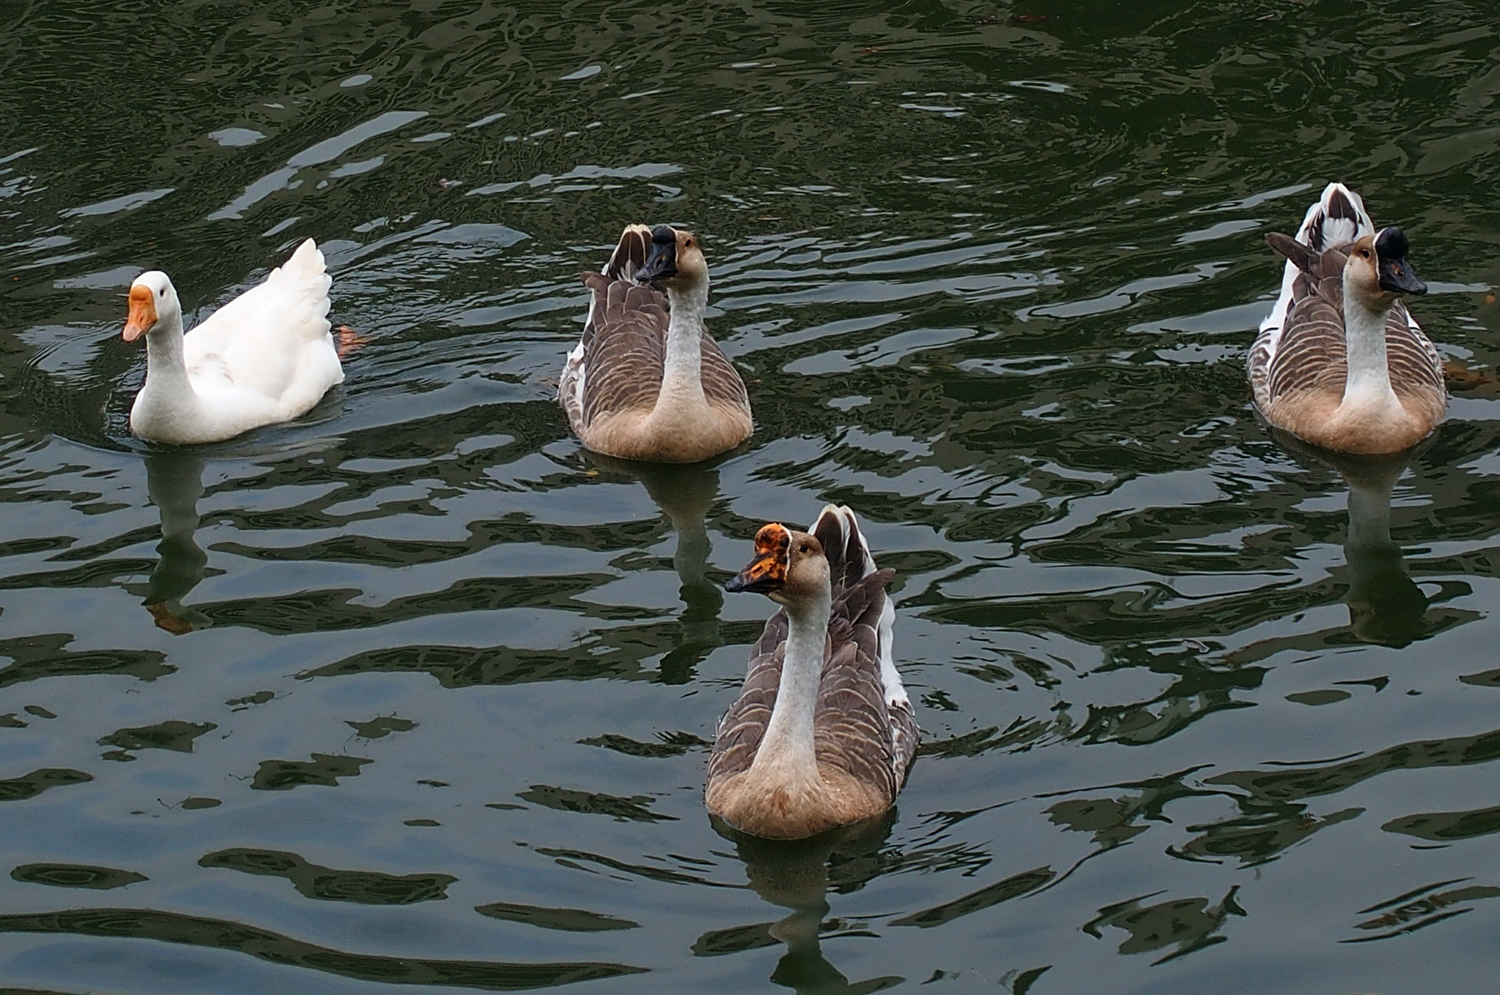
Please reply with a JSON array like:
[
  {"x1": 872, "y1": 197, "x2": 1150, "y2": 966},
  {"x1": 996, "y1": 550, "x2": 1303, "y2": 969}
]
[
  {"x1": 1249, "y1": 182, "x2": 1444, "y2": 454},
  {"x1": 709, "y1": 505, "x2": 918, "y2": 840},
  {"x1": 560, "y1": 224, "x2": 752, "y2": 463},
  {"x1": 122, "y1": 238, "x2": 344, "y2": 444}
]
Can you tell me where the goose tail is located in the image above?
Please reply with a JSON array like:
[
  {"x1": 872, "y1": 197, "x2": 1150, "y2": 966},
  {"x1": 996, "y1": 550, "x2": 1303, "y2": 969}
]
[
  {"x1": 576, "y1": 224, "x2": 655, "y2": 363},
  {"x1": 602, "y1": 224, "x2": 653, "y2": 283},
  {"x1": 811, "y1": 505, "x2": 909, "y2": 713},
  {"x1": 1297, "y1": 181, "x2": 1374, "y2": 252},
  {"x1": 267, "y1": 238, "x2": 333, "y2": 340},
  {"x1": 1258, "y1": 182, "x2": 1375, "y2": 341},
  {"x1": 811, "y1": 504, "x2": 878, "y2": 590}
]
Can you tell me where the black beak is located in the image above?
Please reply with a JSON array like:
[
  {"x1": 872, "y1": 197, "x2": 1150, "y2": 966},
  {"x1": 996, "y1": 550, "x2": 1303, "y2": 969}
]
[
  {"x1": 723, "y1": 553, "x2": 784, "y2": 594},
  {"x1": 724, "y1": 571, "x2": 774, "y2": 594},
  {"x1": 1375, "y1": 226, "x2": 1427, "y2": 296},
  {"x1": 635, "y1": 225, "x2": 678, "y2": 281}
]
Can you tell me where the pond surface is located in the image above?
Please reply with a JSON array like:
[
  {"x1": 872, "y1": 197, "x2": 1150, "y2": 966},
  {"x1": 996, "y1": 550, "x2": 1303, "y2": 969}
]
[{"x1": 3, "y1": 2, "x2": 1500, "y2": 992}]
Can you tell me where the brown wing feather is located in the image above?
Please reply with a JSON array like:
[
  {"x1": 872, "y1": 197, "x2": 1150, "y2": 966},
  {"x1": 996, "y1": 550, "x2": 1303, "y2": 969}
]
[
  {"x1": 1386, "y1": 302, "x2": 1444, "y2": 400},
  {"x1": 810, "y1": 506, "x2": 918, "y2": 787},
  {"x1": 1265, "y1": 292, "x2": 1347, "y2": 402},
  {"x1": 812, "y1": 570, "x2": 901, "y2": 804},
  {"x1": 575, "y1": 273, "x2": 668, "y2": 429},
  {"x1": 708, "y1": 636, "x2": 783, "y2": 785},
  {"x1": 889, "y1": 698, "x2": 919, "y2": 789},
  {"x1": 1258, "y1": 244, "x2": 1351, "y2": 409},
  {"x1": 701, "y1": 335, "x2": 751, "y2": 414},
  {"x1": 708, "y1": 607, "x2": 789, "y2": 782}
]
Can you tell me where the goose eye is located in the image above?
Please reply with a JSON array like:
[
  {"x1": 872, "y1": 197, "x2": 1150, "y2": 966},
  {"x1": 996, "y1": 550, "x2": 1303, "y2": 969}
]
[
  {"x1": 158, "y1": 288, "x2": 165, "y2": 297},
  {"x1": 799, "y1": 542, "x2": 811, "y2": 553}
]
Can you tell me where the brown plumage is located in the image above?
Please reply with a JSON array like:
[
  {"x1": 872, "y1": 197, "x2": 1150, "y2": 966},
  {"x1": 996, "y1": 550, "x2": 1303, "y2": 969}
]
[
  {"x1": 708, "y1": 505, "x2": 918, "y2": 840},
  {"x1": 560, "y1": 225, "x2": 752, "y2": 463},
  {"x1": 1248, "y1": 183, "x2": 1444, "y2": 455}
]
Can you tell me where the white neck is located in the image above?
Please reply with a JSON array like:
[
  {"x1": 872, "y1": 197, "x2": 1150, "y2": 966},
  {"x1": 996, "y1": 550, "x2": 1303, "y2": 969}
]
[
  {"x1": 750, "y1": 589, "x2": 831, "y2": 779},
  {"x1": 658, "y1": 280, "x2": 709, "y2": 405},
  {"x1": 1340, "y1": 280, "x2": 1399, "y2": 412},
  {"x1": 133, "y1": 310, "x2": 206, "y2": 436},
  {"x1": 143, "y1": 311, "x2": 196, "y2": 399}
]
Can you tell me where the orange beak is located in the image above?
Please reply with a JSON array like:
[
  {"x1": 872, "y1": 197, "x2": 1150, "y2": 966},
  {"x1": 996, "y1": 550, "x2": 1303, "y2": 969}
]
[
  {"x1": 724, "y1": 523, "x2": 791, "y2": 593},
  {"x1": 122, "y1": 284, "x2": 157, "y2": 342}
]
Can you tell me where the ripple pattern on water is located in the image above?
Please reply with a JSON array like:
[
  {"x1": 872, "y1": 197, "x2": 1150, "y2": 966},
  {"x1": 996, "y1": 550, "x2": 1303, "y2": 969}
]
[{"x1": 0, "y1": 3, "x2": 1499, "y2": 994}]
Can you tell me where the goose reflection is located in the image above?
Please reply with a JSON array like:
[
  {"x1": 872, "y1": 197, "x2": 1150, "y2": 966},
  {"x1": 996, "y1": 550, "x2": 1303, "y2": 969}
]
[
  {"x1": 1273, "y1": 430, "x2": 1429, "y2": 646},
  {"x1": 585, "y1": 455, "x2": 725, "y2": 683},
  {"x1": 139, "y1": 451, "x2": 212, "y2": 634},
  {"x1": 697, "y1": 815, "x2": 898, "y2": 994}
]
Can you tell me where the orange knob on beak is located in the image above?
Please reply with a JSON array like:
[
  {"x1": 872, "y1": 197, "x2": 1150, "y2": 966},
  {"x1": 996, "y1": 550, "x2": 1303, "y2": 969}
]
[{"x1": 122, "y1": 284, "x2": 158, "y2": 342}]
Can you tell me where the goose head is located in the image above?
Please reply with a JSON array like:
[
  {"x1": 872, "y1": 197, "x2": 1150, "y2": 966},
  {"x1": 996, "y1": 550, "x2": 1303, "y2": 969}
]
[
  {"x1": 636, "y1": 224, "x2": 709, "y2": 292},
  {"x1": 1344, "y1": 227, "x2": 1426, "y2": 310},
  {"x1": 122, "y1": 271, "x2": 183, "y2": 342},
  {"x1": 724, "y1": 523, "x2": 830, "y2": 607}
]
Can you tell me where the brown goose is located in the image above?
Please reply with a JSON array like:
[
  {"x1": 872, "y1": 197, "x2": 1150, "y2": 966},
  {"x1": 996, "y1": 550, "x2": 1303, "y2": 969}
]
[
  {"x1": 1249, "y1": 182, "x2": 1444, "y2": 454},
  {"x1": 709, "y1": 505, "x2": 919, "y2": 840},
  {"x1": 560, "y1": 225, "x2": 753, "y2": 463}
]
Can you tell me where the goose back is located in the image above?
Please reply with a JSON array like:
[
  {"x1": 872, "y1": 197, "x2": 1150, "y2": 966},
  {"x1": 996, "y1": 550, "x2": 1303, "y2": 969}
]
[{"x1": 190, "y1": 238, "x2": 337, "y2": 405}]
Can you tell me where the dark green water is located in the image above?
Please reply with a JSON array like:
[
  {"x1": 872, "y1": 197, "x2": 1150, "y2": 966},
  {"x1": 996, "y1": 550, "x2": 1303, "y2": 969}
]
[{"x1": 2, "y1": 1, "x2": 1500, "y2": 992}]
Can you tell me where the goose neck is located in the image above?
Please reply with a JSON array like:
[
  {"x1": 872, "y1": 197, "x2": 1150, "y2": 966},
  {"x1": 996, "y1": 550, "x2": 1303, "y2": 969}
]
[
  {"x1": 132, "y1": 311, "x2": 207, "y2": 442},
  {"x1": 751, "y1": 590, "x2": 832, "y2": 777},
  {"x1": 1340, "y1": 288, "x2": 1398, "y2": 411},
  {"x1": 659, "y1": 281, "x2": 709, "y2": 402},
  {"x1": 142, "y1": 313, "x2": 195, "y2": 398}
]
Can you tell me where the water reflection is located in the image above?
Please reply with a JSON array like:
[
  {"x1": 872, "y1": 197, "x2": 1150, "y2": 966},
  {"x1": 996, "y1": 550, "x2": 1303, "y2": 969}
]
[
  {"x1": 199, "y1": 847, "x2": 456, "y2": 904},
  {"x1": 698, "y1": 815, "x2": 900, "y2": 994},
  {"x1": 1083, "y1": 886, "x2": 1245, "y2": 964},
  {"x1": 1350, "y1": 879, "x2": 1500, "y2": 942},
  {"x1": 0, "y1": 906, "x2": 646, "y2": 989},
  {"x1": 584, "y1": 454, "x2": 726, "y2": 684},
  {"x1": 1047, "y1": 769, "x2": 1197, "y2": 852},
  {"x1": 1340, "y1": 457, "x2": 1429, "y2": 647},
  {"x1": 137, "y1": 451, "x2": 210, "y2": 634},
  {"x1": 1272, "y1": 431, "x2": 1430, "y2": 647},
  {"x1": 1185, "y1": 721, "x2": 1500, "y2": 871}
]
